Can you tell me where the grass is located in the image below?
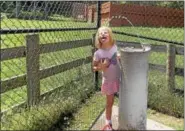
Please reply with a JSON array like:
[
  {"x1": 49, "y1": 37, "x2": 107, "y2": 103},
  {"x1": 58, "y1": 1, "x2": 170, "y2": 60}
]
[
  {"x1": 1, "y1": 17, "x2": 184, "y2": 48},
  {"x1": 147, "y1": 109, "x2": 184, "y2": 130},
  {"x1": 62, "y1": 92, "x2": 184, "y2": 130},
  {"x1": 1, "y1": 70, "x2": 95, "y2": 130},
  {"x1": 1, "y1": 16, "x2": 95, "y2": 29},
  {"x1": 1, "y1": 39, "x2": 92, "y2": 106},
  {"x1": 1, "y1": 31, "x2": 95, "y2": 48},
  {"x1": 1, "y1": 46, "x2": 92, "y2": 110},
  {"x1": 2, "y1": 46, "x2": 92, "y2": 79},
  {"x1": 112, "y1": 26, "x2": 184, "y2": 44},
  {"x1": 65, "y1": 92, "x2": 106, "y2": 130},
  {"x1": 1, "y1": 63, "x2": 92, "y2": 110},
  {"x1": 148, "y1": 70, "x2": 184, "y2": 117}
]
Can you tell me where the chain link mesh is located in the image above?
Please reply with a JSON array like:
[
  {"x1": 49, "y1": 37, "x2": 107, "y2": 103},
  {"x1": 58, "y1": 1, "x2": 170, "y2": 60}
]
[
  {"x1": 1, "y1": 1, "x2": 184, "y2": 130},
  {"x1": 1, "y1": 1, "x2": 100, "y2": 130}
]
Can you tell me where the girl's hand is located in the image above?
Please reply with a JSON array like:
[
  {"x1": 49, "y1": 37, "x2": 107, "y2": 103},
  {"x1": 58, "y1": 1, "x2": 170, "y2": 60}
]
[
  {"x1": 99, "y1": 58, "x2": 110, "y2": 71},
  {"x1": 117, "y1": 52, "x2": 121, "y2": 60},
  {"x1": 92, "y1": 58, "x2": 110, "y2": 72}
]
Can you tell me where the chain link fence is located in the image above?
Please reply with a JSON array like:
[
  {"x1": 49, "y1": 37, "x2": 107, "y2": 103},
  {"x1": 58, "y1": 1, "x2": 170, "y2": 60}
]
[{"x1": 1, "y1": 1, "x2": 184, "y2": 130}]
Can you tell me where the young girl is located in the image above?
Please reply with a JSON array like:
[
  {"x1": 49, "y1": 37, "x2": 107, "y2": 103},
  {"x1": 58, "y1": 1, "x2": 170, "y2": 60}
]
[{"x1": 93, "y1": 26, "x2": 120, "y2": 130}]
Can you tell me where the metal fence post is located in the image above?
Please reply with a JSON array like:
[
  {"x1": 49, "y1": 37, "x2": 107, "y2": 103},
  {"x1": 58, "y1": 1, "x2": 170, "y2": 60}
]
[
  {"x1": 92, "y1": 34, "x2": 99, "y2": 90},
  {"x1": 15, "y1": 1, "x2": 21, "y2": 18},
  {"x1": 97, "y1": 1, "x2": 101, "y2": 28},
  {"x1": 166, "y1": 44, "x2": 176, "y2": 92},
  {"x1": 92, "y1": 1, "x2": 102, "y2": 90},
  {"x1": 26, "y1": 34, "x2": 40, "y2": 107}
]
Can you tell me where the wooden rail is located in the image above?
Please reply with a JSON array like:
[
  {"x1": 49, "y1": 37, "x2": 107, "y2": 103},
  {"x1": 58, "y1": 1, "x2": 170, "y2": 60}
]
[{"x1": 1, "y1": 39, "x2": 92, "y2": 61}]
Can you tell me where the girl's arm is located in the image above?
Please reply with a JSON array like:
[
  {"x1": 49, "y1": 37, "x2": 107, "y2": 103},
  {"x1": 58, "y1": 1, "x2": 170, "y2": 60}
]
[
  {"x1": 93, "y1": 51, "x2": 100, "y2": 71},
  {"x1": 93, "y1": 60, "x2": 101, "y2": 71}
]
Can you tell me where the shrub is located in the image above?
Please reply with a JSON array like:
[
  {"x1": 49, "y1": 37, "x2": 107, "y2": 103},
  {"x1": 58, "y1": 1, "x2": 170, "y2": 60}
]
[
  {"x1": 148, "y1": 71, "x2": 184, "y2": 118},
  {"x1": 1, "y1": 73, "x2": 96, "y2": 130},
  {"x1": 7, "y1": 11, "x2": 48, "y2": 20}
]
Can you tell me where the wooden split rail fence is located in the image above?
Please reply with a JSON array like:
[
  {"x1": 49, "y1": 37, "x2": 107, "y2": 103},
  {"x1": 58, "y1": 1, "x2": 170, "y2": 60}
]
[{"x1": 1, "y1": 34, "x2": 184, "y2": 116}]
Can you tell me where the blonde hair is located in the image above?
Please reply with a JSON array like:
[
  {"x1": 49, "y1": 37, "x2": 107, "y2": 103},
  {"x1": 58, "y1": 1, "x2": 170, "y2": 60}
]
[{"x1": 95, "y1": 26, "x2": 115, "y2": 49}]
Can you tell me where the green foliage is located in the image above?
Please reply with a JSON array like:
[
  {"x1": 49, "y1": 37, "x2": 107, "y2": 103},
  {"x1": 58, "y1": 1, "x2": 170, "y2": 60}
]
[
  {"x1": 1, "y1": 72, "x2": 95, "y2": 130},
  {"x1": 125, "y1": 1, "x2": 184, "y2": 9},
  {"x1": 156, "y1": 1, "x2": 184, "y2": 9},
  {"x1": 148, "y1": 71, "x2": 184, "y2": 118}
]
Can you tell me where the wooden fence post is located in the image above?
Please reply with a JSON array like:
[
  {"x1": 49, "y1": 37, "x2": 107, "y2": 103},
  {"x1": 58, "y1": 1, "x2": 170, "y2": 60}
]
[
  {"x1": 26, "y1": 34, "x2": 40, "y2": 107},
  {"x1": 166, "y1": 44, "x2": 176, "y2": 92},
  {"x1": 92, "y1": 34, "x2": 99, "y2": 90}
]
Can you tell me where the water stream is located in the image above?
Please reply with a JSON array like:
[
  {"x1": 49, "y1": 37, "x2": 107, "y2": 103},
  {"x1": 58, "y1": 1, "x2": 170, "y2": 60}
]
[{"x1": 108, "y1": 15, "x2": 148, "y2": 50}]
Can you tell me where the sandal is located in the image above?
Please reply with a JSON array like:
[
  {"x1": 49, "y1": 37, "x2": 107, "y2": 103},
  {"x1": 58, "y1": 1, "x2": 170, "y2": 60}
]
[{"x1": 102, "y1": 124, "x2": 113, "y2": 131}]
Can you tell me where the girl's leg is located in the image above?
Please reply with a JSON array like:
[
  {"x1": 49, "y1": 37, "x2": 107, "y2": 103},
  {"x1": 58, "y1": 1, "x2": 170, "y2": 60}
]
[{"x1": 105, "y1": 94, "x2": 114, "y2": 125}]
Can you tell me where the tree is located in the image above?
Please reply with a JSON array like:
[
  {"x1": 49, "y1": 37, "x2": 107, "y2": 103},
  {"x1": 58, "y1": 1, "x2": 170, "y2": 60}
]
[
  {"x1": 163, "y1": 1, "x2": 184, "y2": 9},
  {"x1": 125, "y1": 1, "x2": 184, "y2": 9}
]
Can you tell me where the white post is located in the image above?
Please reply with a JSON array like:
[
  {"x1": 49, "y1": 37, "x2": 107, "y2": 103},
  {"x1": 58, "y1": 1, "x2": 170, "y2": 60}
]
[{"x1": 118, "y1": 45, "x2": 151, "y2": 130}]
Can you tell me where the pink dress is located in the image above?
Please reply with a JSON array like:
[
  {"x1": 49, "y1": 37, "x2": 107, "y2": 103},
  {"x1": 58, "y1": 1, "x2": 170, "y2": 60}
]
[{"x1": 94, "y1": 45, "x2": 121, "y2": 95}]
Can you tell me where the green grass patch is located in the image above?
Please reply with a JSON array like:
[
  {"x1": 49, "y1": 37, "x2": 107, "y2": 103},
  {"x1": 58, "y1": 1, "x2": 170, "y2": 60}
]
[
  {"x1": 59, "y1": 91, "x2": 183, "y2": 130},
  {"x1": 147, "y1": 109, "x2": 184, "y2": 130},
  {"x1": 148, "y1": 70, "x2": 184, "y2": 118},
  {"x1": 1, "y1": 17, "x2": 95, "y2": 29},
  {"x1": 113, "y1": 26, "x2": 184, "y2": 43},
  {"x1": 149, "y1": 52, "x2": 167, "y2": 65},
  {"x1": 1, "y1": 31, "x2": 95, "y2": 48},
  {"x1": 1, "y1": 46, "x2": 92, "y2": 79},
  {"x1": 175, "y1": 75, "x2": 184, "y2": 90},
  {"x1": 1, "y1": 63, "x2": 92, "y2": 110},
  {"x1": 65, "y1": 92, "x2": 106, "y2": 130},
  {"x1": 1, "y1": 72, "x2": 95, "y2": 130}
]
